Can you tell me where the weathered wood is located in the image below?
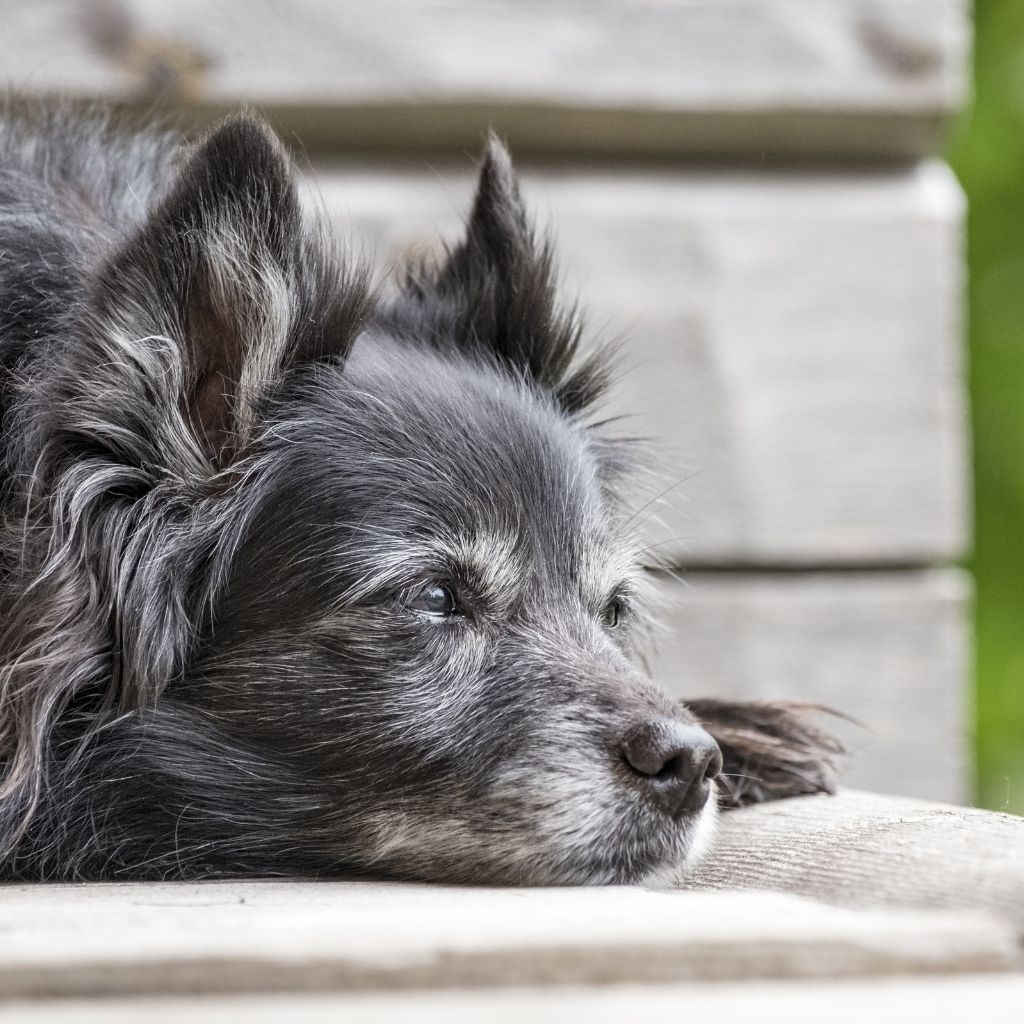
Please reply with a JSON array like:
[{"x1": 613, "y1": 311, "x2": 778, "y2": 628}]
[
  {"x1": 309, "y1": 162, "x2": 968, "y2": 567},
  {"x1": 0, "y1": 883, "x2": 1016, "y2": 1001},
  {"x1": 649, "y1": 570, "x2": 969, "y2": 802},
  {"x1": 0, "y1": 1, "x2": 969, "y2": 158},
  {"x1": 4, "y1": 976, "x2": 1024, "y2": 1024},
  {"x1": 685, "y1": 789, "x2": 1024, "y2": 930}
]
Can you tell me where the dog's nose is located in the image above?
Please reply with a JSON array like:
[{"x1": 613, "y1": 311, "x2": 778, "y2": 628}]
[{"x1": 620, "y1": 720, "x2": 722, "y2": 819}]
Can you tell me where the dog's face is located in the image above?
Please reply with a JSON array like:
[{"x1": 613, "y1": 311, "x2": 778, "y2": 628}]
[
  {"x1": 78, "y1": 118, "x2": 720, "y2": 883},
  {"x1": 195, "y1": 339, "x2": 719, "y2": 883}
]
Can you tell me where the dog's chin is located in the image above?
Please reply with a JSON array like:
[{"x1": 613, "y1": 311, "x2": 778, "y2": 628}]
[
  {"x1": 605, "y1": 793, "x2": 720, "y2": 888},
  {"x1": 351, "y1": 785, "x2": 720, "y2": 887},
  {"x1": 545, "y1": 788, "x2": 721, "y2": 888},
  {"x1": 638, "y1": 795, "x2": 719, "y2": 889}
]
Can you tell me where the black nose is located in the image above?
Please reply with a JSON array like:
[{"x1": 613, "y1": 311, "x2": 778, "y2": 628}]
[{"x1": 620, "y1": 720, "x2": 722, "y2": 819}]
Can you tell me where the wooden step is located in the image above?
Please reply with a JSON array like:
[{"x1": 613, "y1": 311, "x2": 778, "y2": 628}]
[{"x1": 0, "y1": 883, "x2": 1017, "y2": 1001}]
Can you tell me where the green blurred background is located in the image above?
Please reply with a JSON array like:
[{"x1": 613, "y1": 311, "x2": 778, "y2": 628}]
[{"x1": 949, "y1": 0, "x2": 1024, "y2": 813}]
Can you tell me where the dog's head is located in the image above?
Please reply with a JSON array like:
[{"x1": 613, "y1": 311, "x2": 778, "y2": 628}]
[{"x1": 19, "y1": 116, "x2": 722, "y2": 882}]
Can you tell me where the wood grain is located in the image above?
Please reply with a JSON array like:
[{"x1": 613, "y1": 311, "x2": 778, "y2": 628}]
[
  {"x1": 0, "y1": 0, "x2": 968, "y2": 158},
  {"x1": 0, "y1": 882, "x2": 1015, "y2": 1000},
  {"x1": 685, "y1": 789, "x2": 1024, "y2": 929},
  {"x1": 4, "y1": 977, "x2": 1024, "y2": 1024}
]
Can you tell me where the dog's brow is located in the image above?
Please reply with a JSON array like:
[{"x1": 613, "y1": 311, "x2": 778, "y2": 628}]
[
  {"x1": 435, "y1": 532, "x2": 527, "y2": 611},
  {"x1": 581, "y1": 537, "x2": 645, "y2": 605}
]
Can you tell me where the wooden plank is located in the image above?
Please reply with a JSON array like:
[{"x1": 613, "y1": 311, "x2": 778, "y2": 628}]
[
  {"x1": 685, "y1": 789, "x2": 1024, "y2": 931},
  {"x1": 310, "y1": 161, "x2": 968, "y2": 567},
  {"x1": 0, "y1": 883, "x2": 1016, "y2": 1000},
  {"x1": 649, "y1": 569, "x2": 970, "y2": 802},
  {"x1": 5, "y1": 976, "x2": 1024, "y2": 1024},
  {"x1": 0, "y1": 1, "x2": 969, "y2": 158}
]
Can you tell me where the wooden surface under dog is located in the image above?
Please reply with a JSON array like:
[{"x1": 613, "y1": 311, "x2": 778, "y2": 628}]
[
  {"x1": 0, "y1": 883, "x2": 1018, "y2": 1000},
  {"x1": 5, "y1": 977, "x2": 1024, "y2": 1024}
]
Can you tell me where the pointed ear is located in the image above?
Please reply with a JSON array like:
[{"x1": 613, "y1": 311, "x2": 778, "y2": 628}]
[
  {"x1": 391, "y1": 134, "x2": 609, "y2": 415},
  {"x1": 94, "y1": 115, "x2": 370, "y2": 468}
]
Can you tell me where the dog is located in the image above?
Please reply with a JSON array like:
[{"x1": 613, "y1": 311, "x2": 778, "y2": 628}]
[{"x1": 0, "y1": 105, "x2": 840, "y2": 883}]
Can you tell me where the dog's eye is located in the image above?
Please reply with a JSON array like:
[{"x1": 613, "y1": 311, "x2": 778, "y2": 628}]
[
  {"x1": 409, "y1": 583, "x2": 459, "y2": 618},
  {"x1": 600, "y1": 598, "x2": 623, "y2": 628}
]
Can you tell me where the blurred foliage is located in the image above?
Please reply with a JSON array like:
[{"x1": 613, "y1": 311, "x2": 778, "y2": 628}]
[{"x1": 948, "y1": 0, "x2": 1024, "y2": 812}]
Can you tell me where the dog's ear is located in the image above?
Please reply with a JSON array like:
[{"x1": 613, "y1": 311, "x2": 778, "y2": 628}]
[
  {"x1": 686, "y1": 699, "x2": 845, "y2": 808},
  {"x1": 94, "y1": 115, "x2": 371, "y2": 468},
  {"x1": 389, "y1": 135, "x2": 609, "y2": 415}
]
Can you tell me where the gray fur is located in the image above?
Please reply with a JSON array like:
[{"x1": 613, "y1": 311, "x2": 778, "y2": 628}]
[{"x1": 0, "y1": 106, "x2": 838, "y2": 883}]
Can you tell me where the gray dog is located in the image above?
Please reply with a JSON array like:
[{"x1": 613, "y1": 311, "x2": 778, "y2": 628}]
[{"x1": 0, "y1": 106, "x2": 838, "y2": 883}]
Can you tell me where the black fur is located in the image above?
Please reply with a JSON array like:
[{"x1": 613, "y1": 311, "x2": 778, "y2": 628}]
[
  {"x1": 686, "y1": 700, "x2": 843, "y2": 808},
  {"x1": 0, "y1": 106, "x2": 839, "y2": 883}
]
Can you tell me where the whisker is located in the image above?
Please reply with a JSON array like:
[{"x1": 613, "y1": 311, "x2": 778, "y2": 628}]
[{"x1": 613, "y1": 471, "x2": 702, "y2": 540}]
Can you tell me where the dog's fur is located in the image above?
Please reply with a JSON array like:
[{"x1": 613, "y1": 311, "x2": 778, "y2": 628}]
[{"x1": 0, "y1": 106, "x2": 840, "y2": 883}]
